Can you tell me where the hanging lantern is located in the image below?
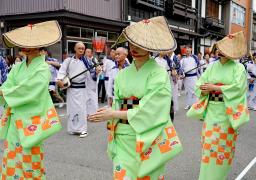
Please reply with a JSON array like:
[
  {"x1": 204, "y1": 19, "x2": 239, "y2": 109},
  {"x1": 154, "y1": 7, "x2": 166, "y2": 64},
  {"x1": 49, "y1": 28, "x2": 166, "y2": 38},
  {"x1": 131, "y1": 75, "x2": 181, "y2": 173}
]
[
  {"x1": 181, "y1": 47, "x2": 187, "y2": 56},
  {"x1": 92, "y1": 36, "x2": 106, "y2": 53}
]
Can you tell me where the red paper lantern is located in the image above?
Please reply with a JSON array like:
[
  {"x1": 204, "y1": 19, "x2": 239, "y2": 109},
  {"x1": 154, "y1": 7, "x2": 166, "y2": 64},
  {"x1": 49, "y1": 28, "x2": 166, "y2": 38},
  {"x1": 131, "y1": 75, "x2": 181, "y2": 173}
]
[
  {"x1": 181, "y1": 47, "x2": 187, "y2": 55},
  {"x1": 92, "y1": 37, "x2": 106, "y2": 53}
]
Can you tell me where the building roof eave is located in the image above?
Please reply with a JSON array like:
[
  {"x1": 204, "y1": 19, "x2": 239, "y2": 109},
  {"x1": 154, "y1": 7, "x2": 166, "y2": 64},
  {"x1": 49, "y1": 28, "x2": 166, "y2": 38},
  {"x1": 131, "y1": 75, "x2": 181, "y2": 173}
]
[{"x1": 0, "y1": 10, "x2": 129, "y2": 28}]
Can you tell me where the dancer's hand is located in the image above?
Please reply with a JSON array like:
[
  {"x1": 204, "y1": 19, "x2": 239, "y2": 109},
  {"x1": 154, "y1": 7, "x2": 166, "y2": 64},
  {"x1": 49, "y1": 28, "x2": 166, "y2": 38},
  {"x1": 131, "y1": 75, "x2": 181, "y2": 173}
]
[
  {"x1": 88, "y1": 107, "x2": 114, "y2": 122},
  {"x1": 200, "y1": 83, "x2": 221, "y2": 92}
]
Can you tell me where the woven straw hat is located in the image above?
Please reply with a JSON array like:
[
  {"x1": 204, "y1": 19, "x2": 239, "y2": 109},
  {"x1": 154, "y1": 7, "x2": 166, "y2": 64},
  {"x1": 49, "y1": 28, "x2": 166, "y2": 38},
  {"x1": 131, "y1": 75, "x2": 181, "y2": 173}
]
[
  {"x1": 2, "y1": 21, "x2": 62, "y2": 48},
  {"x1": 210, "y1": 31, "x2": 247, "y2": 59},
  {"x1": 113, "y1": 16, "x2": 177, "y2": 52}
]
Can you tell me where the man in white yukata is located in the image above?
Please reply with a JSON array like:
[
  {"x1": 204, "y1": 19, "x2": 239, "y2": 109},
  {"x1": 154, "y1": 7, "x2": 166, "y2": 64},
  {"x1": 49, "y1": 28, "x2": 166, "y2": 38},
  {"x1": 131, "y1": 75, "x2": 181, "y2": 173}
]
[
  {"x1": 41, "y1": 48, "x2": 64, "y2": 107},
  {"x1": 180, "y1": 46, "x2": 199, "y2": 110},
  {"x1": 85, "y1": 48, "x2": 101, "y2": 115},
  {"x1": 155, "y1": 52, "x2": 179, "y2": 120},
  {"x1": 102, "y1": 48, "x2": 116, "y2": 104},
  {"x1": 57, "y1": 42, "x2": 90, "y2": 138},
  {"x1": 247, "y1": 57, "x2": 256, "y2": 110},
  {"x1": 107, "y1": 47, "x2": 129, "y2": 107},
  {"x1": 168, "y1": 52, "x2": 182, "y2": 113},
  {"x1": 176, "y1": 53, "x2": 183, "y2": 96}
]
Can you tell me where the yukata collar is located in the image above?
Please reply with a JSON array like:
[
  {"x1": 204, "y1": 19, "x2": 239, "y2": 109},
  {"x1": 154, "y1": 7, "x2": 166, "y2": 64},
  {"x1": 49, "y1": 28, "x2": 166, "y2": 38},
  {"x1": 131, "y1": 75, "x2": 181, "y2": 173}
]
[
  {"x1": 114, "y1": 60, "x2": 129, "y2": 69},
  {"x1": 107, "y1": 56, "x2": 115, "y2": 61},
  {"x1": 25, "y1": 55, "x2": 45, "y2": 68},
  {"x1": 131, "y1": 58, "x2": 153, "y2": 72}
]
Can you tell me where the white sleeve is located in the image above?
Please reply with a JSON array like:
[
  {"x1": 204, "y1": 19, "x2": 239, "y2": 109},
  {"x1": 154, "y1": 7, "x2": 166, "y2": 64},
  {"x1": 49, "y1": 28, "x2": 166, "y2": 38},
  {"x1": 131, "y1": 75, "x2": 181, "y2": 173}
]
[
  {"x1": 251, "y1": 65, "x2": 256, "y2": 77},
  {"x1": 107, "y1": 70, "x2": 114, "y2": 98},
  {"x1": 57, "y1": 58, "x2": 70, "y2": 80},
  {"x1": 180, "y1": 58, "x2": 184, "y2": 70},
  {"x1": 103, "y1": 59, "x2": 107, "y2": 73}
]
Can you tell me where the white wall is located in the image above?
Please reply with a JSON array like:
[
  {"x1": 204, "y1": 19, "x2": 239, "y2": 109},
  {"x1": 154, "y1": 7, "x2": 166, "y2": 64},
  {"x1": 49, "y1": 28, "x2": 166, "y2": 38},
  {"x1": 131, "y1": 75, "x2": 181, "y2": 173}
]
[{"x1": 254, "y1": 0, "x2": 256, "y2": 12}]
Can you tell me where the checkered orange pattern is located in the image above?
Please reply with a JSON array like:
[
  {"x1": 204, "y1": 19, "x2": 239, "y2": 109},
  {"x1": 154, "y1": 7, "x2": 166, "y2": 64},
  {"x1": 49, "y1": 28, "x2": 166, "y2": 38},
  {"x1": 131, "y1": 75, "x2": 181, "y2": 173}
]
[
  {"x1": 201, "y1": 122, "x2": 237, "y2": 166},
  {"x1": 0, "y1": 140, "x2": 45, "y2": 179},
  {"x1": 15, "y1": 108, "x2": 59, "y2": 137}
]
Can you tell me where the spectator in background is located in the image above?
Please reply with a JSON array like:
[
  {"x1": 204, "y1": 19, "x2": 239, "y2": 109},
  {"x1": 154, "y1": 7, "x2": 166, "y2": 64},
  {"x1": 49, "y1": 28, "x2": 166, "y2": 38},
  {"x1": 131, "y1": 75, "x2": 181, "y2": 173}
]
[
  {"x1": 62, "y1": 51, "x2": 68, "y2": 62},
  {"x1": 180, "y1": 46, "x2": 199, "y2": 110},
  {"x1": 57, "y1": 42, "x2": 90, "y2": 138},
  {"x1": 5, "y1": 55, "x2": 15, "y2": 72},
  {"x1": 85, "y1": 48, "x2": 102, "y2": 115},
  {"x1": 198, "y1": 52, "x2": 203, "y2": 62},
  {"x1": 41, "y1": 48, "x2": 64, "y2": 107},
  {"x1": 177, "y1": 53, "x2": 183, "y2": 96},
  {"x1": 200, "y1": 53, "x2": 210, "y2": 74},
  {"x1": 14, "y1": 48, "x2": 26, "y2": 64},
  {"x1": 209, "y1": 50, "x2": 219, "y2": 63},
  {"x1": 0, "y1": 55, "x2": 8, "y2": 118},
  {"x1": 107, "y1": 47, "x2": 129, "y2": 107},
  {"x1": 100, "y1": 48, "x2": 116, "y2": 104}
]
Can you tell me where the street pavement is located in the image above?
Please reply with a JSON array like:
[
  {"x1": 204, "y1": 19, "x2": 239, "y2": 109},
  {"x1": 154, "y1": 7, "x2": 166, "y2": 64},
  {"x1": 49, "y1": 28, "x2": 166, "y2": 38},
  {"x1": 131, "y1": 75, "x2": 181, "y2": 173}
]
[{"x1": 0, "y1": 94, "x2": 256, "y2": 180}]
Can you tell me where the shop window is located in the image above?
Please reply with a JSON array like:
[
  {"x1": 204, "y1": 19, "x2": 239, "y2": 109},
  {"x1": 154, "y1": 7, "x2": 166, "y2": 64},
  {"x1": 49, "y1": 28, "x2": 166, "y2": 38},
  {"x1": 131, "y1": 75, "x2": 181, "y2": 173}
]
[
  {"x1": 179, "y1": 0, "x2": 192, "y2": 6},
  {"x1": 81, "y1": 28, "x2": 94, "y2": 39},
  {"x1": 66, "y1": 26, "x2": 80, "y2": 37},
  {"x1": 232, "y1": 2, "x2": 245, "y2": 27},
  {"x1": 206, "y1": 0, "x2": 219, "y2": 19},
  {"x1": 108, "y1": 32, "x2": 119, "y2": 41},
  {"x1": 96, "y1": 30, "x2": 108, "y2": 39}
]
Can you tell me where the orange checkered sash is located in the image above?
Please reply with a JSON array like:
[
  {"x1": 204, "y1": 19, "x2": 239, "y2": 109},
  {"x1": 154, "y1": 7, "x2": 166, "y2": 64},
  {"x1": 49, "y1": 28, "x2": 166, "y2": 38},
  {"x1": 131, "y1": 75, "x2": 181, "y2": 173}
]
[
  {"x1": 120, "y1": 96, "x2": 140, "y2": 111},
  {"x1": 107, "y1": 96, "x2": 140, "y2": 129},
  {"x1": 209, "y1": 83, "x2": 224, "y2": 102}
]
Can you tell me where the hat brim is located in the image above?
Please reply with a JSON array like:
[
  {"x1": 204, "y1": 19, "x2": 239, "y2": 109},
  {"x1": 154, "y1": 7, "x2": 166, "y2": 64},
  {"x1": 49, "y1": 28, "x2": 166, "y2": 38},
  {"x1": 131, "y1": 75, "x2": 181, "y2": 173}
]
[
  {"x1": 2, "y1": 21, "x2": 62, "y2": 48},
  {"x1": 213, "y1": 31, "x2": 247, "y2": 59},
  {"x1": 112, "y1": 17, "x2": 177, "y2": 52}
]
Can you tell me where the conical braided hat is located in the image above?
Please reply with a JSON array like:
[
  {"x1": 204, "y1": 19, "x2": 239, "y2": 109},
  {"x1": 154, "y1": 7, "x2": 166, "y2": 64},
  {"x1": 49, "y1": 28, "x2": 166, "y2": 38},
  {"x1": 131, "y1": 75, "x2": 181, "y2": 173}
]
[
  {"x1": 113, "y1": 16, "x2": 177, "y2": 52},
  {"x1": 211, "y1": 31, "x2": 247, "y2": 59},
  {"x1": 2, "y1": 20, "x2": 62, "y2": 48}
]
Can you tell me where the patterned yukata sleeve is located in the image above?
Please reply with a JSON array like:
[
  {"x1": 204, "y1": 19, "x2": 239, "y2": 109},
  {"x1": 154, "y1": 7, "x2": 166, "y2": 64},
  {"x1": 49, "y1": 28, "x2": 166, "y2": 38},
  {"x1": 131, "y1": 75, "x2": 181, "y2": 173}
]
[
  {"x1": 221, "y1": 63, "x2": 249, "y2": 130},
  {"x1": 1, "y1": 65, "x2": 50, "y2": 108},
  {"x1": 127, "y1": 69, "x2": 172, "y2": 153},
  {"x1": 187, "y1": 64, "x2": 211, "y2": 120}
]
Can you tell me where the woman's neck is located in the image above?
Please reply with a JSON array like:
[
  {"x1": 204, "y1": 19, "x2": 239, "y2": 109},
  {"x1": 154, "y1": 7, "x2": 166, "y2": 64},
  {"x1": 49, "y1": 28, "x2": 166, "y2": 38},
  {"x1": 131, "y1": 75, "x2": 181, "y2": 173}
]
[
  {"x1": 134, "y1": 55, "x2": 149, "y2": 70},
  {"x1": 220, "y1": 57, "x2": 229, "y2": 64}
]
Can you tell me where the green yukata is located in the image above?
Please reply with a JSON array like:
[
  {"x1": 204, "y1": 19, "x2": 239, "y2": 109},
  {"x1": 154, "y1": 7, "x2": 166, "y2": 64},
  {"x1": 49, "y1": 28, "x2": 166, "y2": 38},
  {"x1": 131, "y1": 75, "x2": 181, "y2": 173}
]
[
  {"x1": 108, "y1": 59, "x2": 182, "y2": 180},
  {"x1": 187, "y1": 60, "x2": 250, "y2": 180},
  {"x1": 0, "y1": 56, "x2": 61, "y2": 180}
]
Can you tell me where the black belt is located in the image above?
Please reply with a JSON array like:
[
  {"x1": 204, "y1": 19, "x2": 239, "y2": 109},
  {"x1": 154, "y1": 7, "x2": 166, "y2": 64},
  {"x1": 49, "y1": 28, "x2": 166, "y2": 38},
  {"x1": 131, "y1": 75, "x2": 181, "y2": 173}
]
[
  {"x1": 185, "y1": 72, "x2": 197, "y2": 77},
  {"x1": 119, "y1": 119, "x2": 129, "y2": 124},
  {"x1": 119, "y1": 97, "x2": 140, "y2": 124},
  {"x1": 209, "y1": 93, "x2": 224, "y2": 102},
  {"x1": 70, "y1": 82, "x2": 86, "y2": 88},
  {"x1": 104, "y1": 77, "x2": 109, "y2": 81},
  {"x1": 249, "y1": 72, "x2": 256, "y2": 78}
]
